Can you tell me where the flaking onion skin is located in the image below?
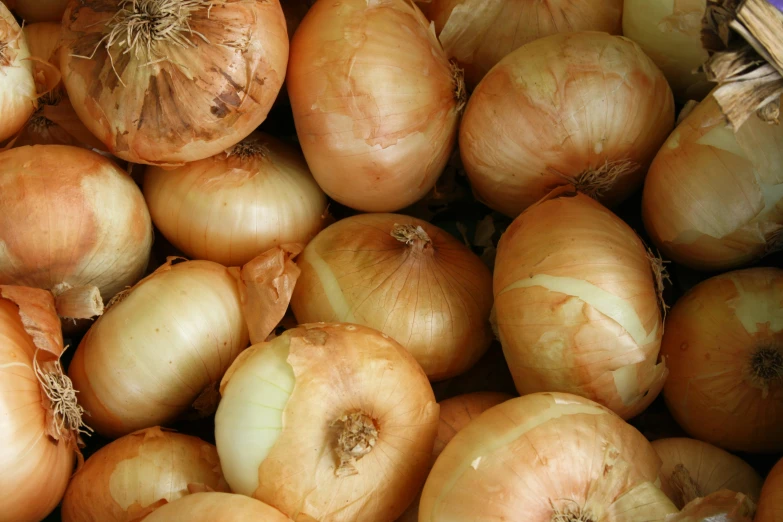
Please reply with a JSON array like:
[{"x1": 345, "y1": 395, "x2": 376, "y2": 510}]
[
  {"x1": 756, "y1": 458, "x2": 783, "y2": 522},
  {"x1": 141, "y1": 493, "x2": 293, "y2": 522}
]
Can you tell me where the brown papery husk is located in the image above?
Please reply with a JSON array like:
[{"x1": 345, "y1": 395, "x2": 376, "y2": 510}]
[
  {"x1": 135, "y1": 493, "x2": 293, "y2": 522},
  {"x1": 664, "y1": 490, "x2": 756, "y2": 521}
]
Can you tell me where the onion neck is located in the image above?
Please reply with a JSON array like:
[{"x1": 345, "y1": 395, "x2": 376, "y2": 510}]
[
  {"x1": 549, "y1": 501, "x2": 595, "y2": 522},
  {"x1": 391, "y1": 223, "x2": 433, "y2": 253},
  {"x1": 748, "y1": 344, "x2": 783, "y2": 397},
  {"x1": 551, "y1": 160, "x2": 638, "y2": 200},
  {"x1": 669, "y1": 464, "x2": 703, "y2": 509},
  {"x1": 226, "y1": 139, "x2": 269, "y2": 160},
  {"x1": 331, "y1": 411, "x2": 378, "y2": 477},
  {"x1": 52, "y1": 283, "x2": 105, "y2": 320}
]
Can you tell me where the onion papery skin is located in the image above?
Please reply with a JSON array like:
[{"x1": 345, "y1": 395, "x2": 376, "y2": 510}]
[
  {"x1": 69, "y1": 259, "x2": 250, "y2": 438},
  {"x1": 460, "y1": 31, "x2": 675, "y2": 218},
  {"x1": 59, "y1": 0, "x2": 289, "y2": 165},
  {"x1": 215, "y1": 323, "x2": 439, "y2": 522},
  {"x1": 0, "y1": 3, "x2": 37, "y2": 143},
  {"x1": 642, "y1": 95, "x2": 783, "y2": 271},
  {"x1": 22, "y1": 22, "x2": 60, "y2": 65},
  {"x1": 141, "y1": 493, "x2": 293, "y2": 522},
  {"x1": 493, "y1": 192, "x2": 667, "y2": 419},
  {"x1": 665, "y1": 490, "x2": 756, "y2": 522},
  {"x1": 661, "y1": 268, "x2": 783, "y2": 453},
  {"x1": 13, "y1": 0, "x2": 68, "y2": 23},
  {"x1": 419, "y1": 392, "x2": 677, "y2": 521},
  {"x1": 425, "y1": 0, "x2": 623, "y2": 90},
  {"x1": 62, "y1": 427, "x2": 229, "y2": 522},
  {"x1": 757, "y1": 458, "x2": 783, "y2": 522},
  {"x1": 287, "y1": 0, "x2": 460, "y2": 212},
  {"x1": 0, "y1": 145, "x2": 153, "y2": 318},
  {"x1": 144, "y1": 132, "x2": 327, "y2": 267},
  {"x1": 290, "y1": 214, "x2": 494, "y2": 381}
]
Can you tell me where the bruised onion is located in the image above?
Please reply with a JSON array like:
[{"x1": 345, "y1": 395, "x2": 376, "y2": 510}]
[
  {"x1": 141, "y1": 493, "x2": 292, "y2": 522},
  {"x1": 13, "y1": 0, "x2": 68, "y2": 23},
  {"x1": 215, "y1": 323, "x2": 439, "y2": 522},
  {"x1": 460, "y1": 31, "x2": 674, "y2": 217},
  {"x1": 0, "y1": 3, "x2": 37, "y2": 143},
  {"x1": 757, "y1": 458, "x2": 783, "y2": 522}
]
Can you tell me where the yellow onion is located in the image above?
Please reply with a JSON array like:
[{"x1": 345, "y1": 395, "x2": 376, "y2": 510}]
[
  {"x1": 13, "y1": 0, "x2": 69, "y2": 23},
  {"x1": 141, "y1": 493, "x2": 292, "y2": 522},
  {"x1": 642, "y1": 94, "x2": 783, "y2": 271},
  {"x1": 0, "y1": 145, "x2": 152, "y2": 321},
  {"x1": 0, "y1": 3, "x2": 37, "y2": 144},
  {"x1": 661, "y1": 267, "x2": 783, "y2": 453},
  {"x1": 291, "y1": 214, "x2": 494, "y2": 380},
  {"x1": 424, "y1": 0, "x2": 623, "y2": 89},
  {"x1": 62, "y1": 427, "x2": 229, "y2": 522},
  {"x1": 59, "y1": 0, "x2": 289, "y2": 165},
  {"x1": 665, "y1": 491, "x2": 756, "y2": 522},
  {"x1": 144, "y1": 132, "x2": 328, "y2": 267},
  {"x1": 215, "y1": 323, "x2": 439, "y2": 522},
  {"x1": 757, "y1": 458, "x2": 783, "y2": 522},
  {"x1": 419, "y1": 392, "x2": 677, "y2": 521},
  {"x1": 493, "y1": 191, "x2": 667, "y2": 419},
  {"x1": 0, "y1": 286, "x2": 86, "y2": 522},
  {"x1": 287, "y1": 0, "x2": 463, "y2": 212},
  {"x1": 651, "y1": 438, "x2": 763, "y2": 508},
  {"x1": 460, "y1": 31, "x2": 674, "y2": 218},
  {"x1": 23, "y1": 22, "x2": 60, "y2": 64}
]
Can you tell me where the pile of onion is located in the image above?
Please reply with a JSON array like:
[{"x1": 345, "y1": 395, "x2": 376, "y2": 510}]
[
  {"x1": 215, "y1": 323, "x2": 439, "y2": 522},
  {"x1": 144, "y1": 132, "x2": 328, "y2": 267},
  {"x1": 423, "y1": 0, "x2": 623, "y2": 89},
  {"x1": 142, "y1": 493, "x2": 292, "y2": 522},
  {"x1": 661, "y1": 267, "x2": 783, "y2": 453},
  {"x1": 642, "y1": 94, "x2": 783, "y2": 271},
  {"x1": 419, "y1": 392, "x2": 677, "y2": 521},
  {"x1": 291, "y1": 213, "x2": 493, "y2": 380},
  {"x1": 757, "y1": 458, "x2": 783, "y2": 522},
  {"x1": 287, "y1": 0, "x2": 463, "y2": 212},
  {"x1": 0, "y1": 286, "x2": 87, "y2": 522},
  {"x1": 12, "y1": 0, "x2": 69, "y2": 23},
  {"x1": 460, "y1": 31, "x2": 674, "y2": 217},
  {"x1": 59, "y1": 0, "x2": 289, "y2": 165},
  {"x1": 0, "y1": 3, "x2": 37, "y2": 144},
  {"x1": 493, "y1": 190, "x2": 668, "y2": 419},
  {"x1": 0, "y1": 145, "x2": 153, "y2": 321}
]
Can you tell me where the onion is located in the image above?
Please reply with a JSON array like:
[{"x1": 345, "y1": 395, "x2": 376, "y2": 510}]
[
  {"x1": 424, "y1": 0, "x2": 623, "y2": 89},
  {"x1": 665, "y1": 491, "x2": 756, "y2": 522},
  {"x1": 291, "y1": 214, "x2": 494, "y2": 380},
  {"x1": 0, "y1": 286, "x2": 86, "y2": 522},
  {"x1": 419, "y1": 392, "x2": 677, "y2": 521},
  {"x1": 651, "y1": 438, "x2": 763, "y2": 508},
  {"x1": 287, "y1": 0, "x2": 463, "y2": 212},
  {"x1": 141, "y1": 492, "x2": 292, "y2": 522},
  {"x1": 0, "y1": 145, "x2": 153, "y2": 321},
  {"x1": 493, "y1": 190, "x2": 668, "y2": 419},
  {"x1": 59, "y1": 0, "x2": 289, "y2": 165},
  {"x1": 660, "y1": 267, "x2": 783, "y2": 453},
  {"x1": 143, "y1": 132, "x2": 328, "y2": 267},
  {"x1": 62, "y1": 427, "x2": 229, "y2": 522},
  {"x1": 642, "y1": 94, "x2": 783, "y2": 271},
  {"x1": 460, "y1": 31, "x2": 675, "y2": 218},
  {"x1": 23, "y1": 22, "x2": 61, "y2": 65},
  {"x1": 215, "y1": 323, "x2": 439, "y2": 522},
  {"x1": 757, "y1": 458, "x2": 783, "y2": 522},
  {"x1": 0, "y1": 3, "x2": 37, "y2": 144},
  {"x1": 13, "y1": 0, "x2": 69, "y2": 23}
]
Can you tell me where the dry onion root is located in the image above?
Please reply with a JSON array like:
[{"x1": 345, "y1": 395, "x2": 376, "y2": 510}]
[
  {"x1": 0, "y1": 3, "x2": 37, "y2": 144},
  {"x1": 756, "y1": 458, "x2": 783, "y2": 522},
  {"x1": 139, "y1": 492, "x2": 293, "y2": 522}
]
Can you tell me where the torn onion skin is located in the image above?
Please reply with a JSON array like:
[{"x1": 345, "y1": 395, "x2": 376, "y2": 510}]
[
  {"x1": 419, "y1": 392, "x2": 677, "y2": 521},
  {"x1": 0, "y1": 3, "x2": 37, "y2": 143},
  {"x1": 665, "y1": 490, "x2": 756, "y2": 522},
  {"x1": 291, "y1": 213, "x2": 494, "y2": 381},
  {"x1": 757, "y1": 458, "x2": 783, "y2": 522},
  {"x1": 661, "y1": 268, "x2": 783, "y2": 453},
  {"x1": 13, "y1": 0, "x2": 69, "y2": 23},
  {"x1": 642, "y1": 94, "x2": 783, "y2": 271},
  {"x1": 59, "y1": 0, "x2": 289, "y2": 165},
  {"x1": 460, "y1": 31, "x2": 675, "y2": 218},
  {"x1": 493, "y1": 191, "x2": 667, "y2": 420},
  {"x1": 215, "y1": 323, "x2": 439, "y2": 522},
  {"x1": 140, "y1": 492, "x2": 293, "y2": 522}
]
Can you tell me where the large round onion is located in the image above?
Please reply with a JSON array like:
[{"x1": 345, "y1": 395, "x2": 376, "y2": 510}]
[
  {"x1": 144, "y1": 132, "x2": 328, "y2": 267},
  {"x1": 757, "y1": 458, "x2": 783, "y2": 522},
  {"x1": 661, "y1": 267, "x2": 783, "y2": 453},
  {"x1": 287, "y1": 0, "x2": 462, "y2": 212},
  {"x1": 291, "y1": 214, "x2": 493, "y2": 380},
  {"x1": 215, "y1": 323, "x2": 439, "y2": 522},
  {"x1": 59, "y1": 0, "x2": 289, "y2": 165},
  {"x1": 62, "y1": 427, "x2": 229, "y2": 522},
  {"x1": 13, "y1": 0, "x2": 68, "y2": 23},
  {"x1": 493, "y1": 191, "x2": 667, "y2": 419},
  {"x1": 419, "y1": 392, "x2": 677, "y2": 521},
  {"x1": 0, "y1": 3, "x2": 37, "y2": 143},
  {"x1": 460, "y1": 31, "x2": 674, "y2": 217},
  {"x1": 424, "y1": 0, "x2": 623, "y2": 89},
  {"x1": 0, "y1": 145, "x2": 153, "y2": 321},
  {"x1": 142, "y1": 493, "x2": 292, "y2": 522},
  {"x1": 642, "y1": 94, "x2": 783, "y2": 271}
]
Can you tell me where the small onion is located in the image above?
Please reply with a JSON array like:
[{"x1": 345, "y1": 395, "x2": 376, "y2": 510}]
[
  {"x1": 642, "y1": 94, "x2": 783, "y2": 271},
  {"x1": 291, "y1": 214, "x2": 493, "y2": 380},
  {"x1": 59, "y1": 0, "x2": 289, "y2": 165},
  {"x1": 12, "y1": 0, "x2": 68, "y2": 23},
  {"x1": 665, "y1": 491, "x2": 756, "y2": 522},
  {"x1": 215, "y1": 323, "x2": 439, "y2": 522},
  {"x1": 0, "y1": 3, "x2": 37, "y2": 143},
  {"x1": 144, "y1": 132, "x2": 328, "y2": 267},
  {"x1": 493, "y1": 191, "x2": 667, "y2": 419},
  {"x1": 460, "y1": 31, "x2": 675, "y2": 217},
  {"x1": 141, "y1": 493, "x2": 292, "y2": 522},
  {"x1": 757, "y1": 458, "x2": 783, "y2": 522},
  {"x1": 661, "y1": 267, "x2": 783, "y2": 453},
  {"x1": 419, "y1": 392, "x2": 677, "y2": 521},
  {"x1": 287, "y1": 0, "x2": 463, "y2": 212}
]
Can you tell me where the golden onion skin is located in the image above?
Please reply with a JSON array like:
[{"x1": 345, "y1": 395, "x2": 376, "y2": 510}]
[
  {"x1": 141, "y1": 493, "x2": 293, "y2": 522},
  {"x1": 757, "y1": 458, "x2": 783, "y2": 522}
]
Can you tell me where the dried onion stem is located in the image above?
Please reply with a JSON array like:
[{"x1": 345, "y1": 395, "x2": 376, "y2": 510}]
[
  {"x1": 332, "y1": 411, "x2": 379, "y2": 477},
  {"x1": 391, "y1": 223, "x2": 432, "y2": 249},
  {"x1": 552, "y1": 160, "x2": 638, "y2": 200}
]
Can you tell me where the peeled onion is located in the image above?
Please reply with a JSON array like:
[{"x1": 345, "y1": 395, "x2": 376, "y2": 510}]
[
  {"x1": 13, "y1": 0, "x2": 68, "y2": 23},
  {"x1": 0, "y1": 3, "x2": 37, "y2": 143},
  {"x1": 141, "y1": 492, "x2": 292, "y2": 522},
  {"x1": 661, "y1": 267, "x2": 783, "y2": 453},
  {"x1": 144, "y1": 132, "x2": 327, "y2": 267},
  {"x1": 642, "y1": 94, "x2": 783, "y2": 271},
  {"x1": 493, "y1": 191, "x2": 667, "y2": 419},
  {"x1": 59, "y1": 0, "x2": 289, "y2": 165},
  {"x1": 460, "y1": 31, "x2": 675, "y2": 217},
  {"x1": 291, "y1": 213, "x2": 493, "y2": 380},
  {"x1": 666, "y1": 491, "x2": 756, "y2": 522},
  {"x1": 419, "y1": 392, "x2": 677, "y2": 521},
  {"x1": 757, "y1": 458, "x2": 783, "y2": 522},
  {"x1": 287, "y1": 0, "x2": 462, "y2": 212},
  {"x1": 215, "y1": 323, "x2": 439, "y2": 522}
]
